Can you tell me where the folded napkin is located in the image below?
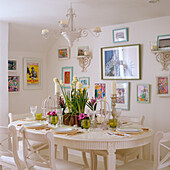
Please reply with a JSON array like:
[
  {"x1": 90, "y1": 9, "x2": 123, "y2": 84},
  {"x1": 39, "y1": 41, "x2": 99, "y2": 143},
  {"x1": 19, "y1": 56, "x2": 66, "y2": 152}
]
[{"x1": 52, "y1": 129, "x2": 85, "y2": 136}]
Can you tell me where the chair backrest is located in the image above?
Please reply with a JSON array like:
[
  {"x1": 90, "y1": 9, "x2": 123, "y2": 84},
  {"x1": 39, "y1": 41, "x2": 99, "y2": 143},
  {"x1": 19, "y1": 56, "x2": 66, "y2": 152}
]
[
  {"x1": 0, "y1": 125, "x2": 22, "y2": 169},
  {"x1": 8, "y1": 112, "x2": 32, "y2": 124},
  {"x1": 119, "y1": 115, "x2": 144, "y2": 125},
  {"x1": 20, "y1": 127, "x2": 52, "y2": 169},
  {"x1": 154, "y1": 131, "x2": 170, "y2": 170}
]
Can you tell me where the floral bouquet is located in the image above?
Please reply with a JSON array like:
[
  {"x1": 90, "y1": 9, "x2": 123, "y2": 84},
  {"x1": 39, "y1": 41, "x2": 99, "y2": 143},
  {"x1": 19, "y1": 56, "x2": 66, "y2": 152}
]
[
  {"x1": 78, "y1": 113, "x2": 91, "y2": 129},
  {"x1": 78, "y1": 113, "x2": 89, "y2": 121},
  {"x1": 86, "y1": 97, "x2": 97, "y2": 111},
  {"x1": 47, "y1": 110, "x2": 58, "y2": 125}
]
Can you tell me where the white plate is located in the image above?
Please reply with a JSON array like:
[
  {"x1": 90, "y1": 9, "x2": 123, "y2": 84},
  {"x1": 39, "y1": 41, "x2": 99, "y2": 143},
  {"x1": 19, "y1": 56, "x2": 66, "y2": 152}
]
[
  {"x1": 117, "y1": 127, "x2": 143, "y2": 133},
  {"x1": 53, "y1": 127, "x2": 77, "y2": 133},
  {"x1": 23, "y1": 122, "x2": 46, "y2": 128}
]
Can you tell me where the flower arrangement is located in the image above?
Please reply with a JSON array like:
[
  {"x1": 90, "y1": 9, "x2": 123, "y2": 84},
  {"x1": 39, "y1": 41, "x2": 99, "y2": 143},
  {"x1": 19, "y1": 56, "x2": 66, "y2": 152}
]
[
  {"x1": 56, "y1": 76, "x2": 89, "y2": 115},
  {"x1": 86, "y1": 97, "x2": 97, "y2": 111},
  {"x1": 78, "y1": 113, "x2": 89, "y2": 120},
  {"x1": 47, "y1": 110, "x2": 57, "y2": 117}
]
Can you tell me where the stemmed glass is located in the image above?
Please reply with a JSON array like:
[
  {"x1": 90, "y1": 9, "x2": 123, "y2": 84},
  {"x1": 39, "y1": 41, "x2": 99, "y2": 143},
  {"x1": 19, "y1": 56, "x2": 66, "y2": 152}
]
[
  {"x1": 57, "y1": 108, "x2": 62, "y2": 127},
  {"x1": 30, "y1": 106, "x2": 37, "y2": 119}
]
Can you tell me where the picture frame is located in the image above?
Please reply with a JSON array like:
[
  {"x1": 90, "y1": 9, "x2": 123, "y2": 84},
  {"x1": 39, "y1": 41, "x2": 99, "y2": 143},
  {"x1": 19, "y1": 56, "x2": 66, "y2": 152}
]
[
  {"x1": 95, "y1": 83, "x2": 106, "y2": 100},
  {"x1": 137, "y1": 84, "x2": 150, "y2": 103},
  {"x1": 61, "y1": 66, "x2": 73, "y2": 89},
  {"x1": 23, "y1": 58, "x2": 42, "y2": 90},
  {"x1": 156, "y1": 75, "x2": 170, "y2": 97},
  {"x1": 157, "y1": 34, "x2": 170, "y2": 51},
  {"x1": 115, "y1": 82, "x2": 130, "y2": 110},
  {"x1": 101, "y1": 44, "x2": 141, "y2": 80},
  {"x1": 8, "y1": 76, "x2": 19, "y2": 92},
  {"x1": 8, "y1": 59, "x2": 17, "y2": 72},
  {"x1": 77, "y1": 46, "x2": 89, "y2": 57},
  {"x1": 79, "y1": 77, "x2": 90, "y2": 88},
  {"x1": 112, "y1": 27, "x2": 128, "y2": 43},
  {"x1": 58, "y1": 47, "x2": 69, "y2": 60}
]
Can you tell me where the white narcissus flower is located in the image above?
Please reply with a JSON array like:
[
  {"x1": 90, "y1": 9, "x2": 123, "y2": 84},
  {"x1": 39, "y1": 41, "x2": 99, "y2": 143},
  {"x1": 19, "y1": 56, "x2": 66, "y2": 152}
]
[
  {"x1": 53, "y1": 77, "x2": 57, "y2": 83},
  {"x1": 76, "y1": 81, "x2": 83, "y2": 89},
  {"x1": 73, "y1": 76, "x2": 78, "y2": 81},
  {"x1": 60, "y1": 80, "x2": 63, "y2": 84}
]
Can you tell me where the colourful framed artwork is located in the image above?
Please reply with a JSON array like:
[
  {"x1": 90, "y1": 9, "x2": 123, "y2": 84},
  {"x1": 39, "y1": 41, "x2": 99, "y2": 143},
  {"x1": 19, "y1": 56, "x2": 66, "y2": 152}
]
[
  {"x1": 95, "y1": 83, "x2": 106, "y2": 100},
  {"x1": 115, "y1": 82, "x2": 130, "y2": 110},
  {"x1": 8, "y1": 76, "x2": 19, "y2": 92},
  {"x1": 8, "y1": 59, "x2": 17, "y2": 72},
  {"x1": 112, "y1": 27, "x2": 128, "y2": 43},
  {"x1": 156, "y1": 75, "x2": 170, "y2": 97},
  {"x1": 58, "y1": 47, "x2": 69, "y2": 60},
  {"x1": 23, "y1": 58, "x2": 42, "y2": 90},
  {"x1": 157, "y1": 34, "x2": 170, "y2": 51},
  {"x1": 61, "y1": 66, "x2": 73, "y2": 89},
  {"x1": 77, "y1": 46, "x2": 89, "y2": 57},
  {"x1": 137, "y1": 84, "x2": 150, "y2": 103},
  {"x1": 101, "y1": 44, "x2": 141, "y2": 80},
  {"x1": 79, "y1": 77, "x2": 90, "y2": 88}
]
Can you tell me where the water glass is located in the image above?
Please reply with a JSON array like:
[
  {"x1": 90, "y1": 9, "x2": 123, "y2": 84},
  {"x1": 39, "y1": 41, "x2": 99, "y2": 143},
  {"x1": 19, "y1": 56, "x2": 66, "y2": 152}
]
[{"x1": 30, "y1": 105, "x2": 37, "y2": 119}]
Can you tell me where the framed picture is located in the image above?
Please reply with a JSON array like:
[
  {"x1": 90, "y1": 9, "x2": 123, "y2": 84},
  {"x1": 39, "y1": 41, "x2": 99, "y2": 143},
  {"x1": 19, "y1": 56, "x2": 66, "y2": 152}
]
[
  {"x1": 101, "y1": 44, "x2": 141, "y2": 80},
  {"x1": 8, "y1": 76, "x2": 19, "y2": 92},
  {"x1": 137, "y1": 84, "x2": 150, "y2": 103},
  {"x1": 77, "y1": 46, "x2": 89, "y2": 57},
  {"x1": 79, "y1": 77, "x2": 90, "y2": 88},
  {"x1": 8, "y1": 59, "x2": 17, "y2": 72},
  {"x1": 112, "y1": 27, "x2": 128, "y2": 43},
  {"x1": 95, "y1": 83, "x2": 106, "y2": 100},
  {"x1": 61, "y1": 66, "x2": 73, "y2": 89},
  {"x1": 23, "y1": 58, "x2": 42, "y2": 90},
  {"x1": 115, "y1": 82, "x2": 130, "y2": 110},
  {"x1": 156, "y1": 75, "x2": 170, "y2": 97},
  {"x1": 58, "y1": 47, "x2": 69, "y2": 60},
  {"x1": 157, "y1": 34, "x2": 170, "y2": 51}
]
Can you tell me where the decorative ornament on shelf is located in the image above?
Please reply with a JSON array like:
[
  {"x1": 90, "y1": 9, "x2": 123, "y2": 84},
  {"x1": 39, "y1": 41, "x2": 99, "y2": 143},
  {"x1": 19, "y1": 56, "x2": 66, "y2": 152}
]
[
  {"x1": 77, "y1": 51, "x2": 92, "y2": 72},
  {"x1": 41, "y1": 4, "x2": 102, "y2": 47}
]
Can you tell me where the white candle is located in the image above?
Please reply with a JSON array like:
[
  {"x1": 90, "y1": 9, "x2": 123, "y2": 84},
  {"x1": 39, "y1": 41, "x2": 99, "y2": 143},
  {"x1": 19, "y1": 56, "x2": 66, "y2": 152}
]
[
  {"x1": 55, "y1": 83, "x2": 60, "y2": 94},
  {"x1": 103, "y1": 96, "x2": 106, "y2": 111},
  {"x1": 111, "y1": 81, "x2": 117, "y2": 95}
]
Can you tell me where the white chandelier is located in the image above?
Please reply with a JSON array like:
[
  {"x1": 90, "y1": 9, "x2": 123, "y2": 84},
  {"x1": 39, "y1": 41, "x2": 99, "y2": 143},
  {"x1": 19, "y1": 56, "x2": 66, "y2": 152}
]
[{"x1": 41, "y1": 5, "x2": 102, "y2": 47}]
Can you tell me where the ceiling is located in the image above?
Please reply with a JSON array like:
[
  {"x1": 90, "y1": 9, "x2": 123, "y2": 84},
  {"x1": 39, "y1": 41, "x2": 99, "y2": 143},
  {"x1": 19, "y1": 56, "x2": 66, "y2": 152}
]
[{"x1": 1, "y1": 0, "x2": 170, "y2": 53}]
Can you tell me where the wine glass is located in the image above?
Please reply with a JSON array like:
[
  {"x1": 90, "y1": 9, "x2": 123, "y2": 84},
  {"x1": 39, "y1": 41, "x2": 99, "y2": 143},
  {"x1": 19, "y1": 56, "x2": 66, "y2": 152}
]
[{"x1": 30, "y1": 106, "x2": 37, "y2": 119}]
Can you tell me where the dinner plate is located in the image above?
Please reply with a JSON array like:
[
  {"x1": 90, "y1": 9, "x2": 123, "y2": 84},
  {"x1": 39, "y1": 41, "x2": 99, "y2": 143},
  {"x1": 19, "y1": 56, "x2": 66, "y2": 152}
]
[
  {"x1": 23, "y1": 122, "x2": 46, "y2": 129},
  {"x1": 53, "y1": 127, "x2": 77, "y2": 134},
  {"x1": 116, "y1": 127, "x2": 143, "y2": 133}
]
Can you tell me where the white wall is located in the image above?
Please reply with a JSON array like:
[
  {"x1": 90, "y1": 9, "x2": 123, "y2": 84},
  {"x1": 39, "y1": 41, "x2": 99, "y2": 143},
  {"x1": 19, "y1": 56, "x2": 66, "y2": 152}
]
[
  {"x1": 8, "y1": 51, "x2": 48, "y2": 115},
  {"x1": 0, "y1": 22, "x2": 8, "y2": 126},
  {"x1": 47, "y1": 16, "x2": 170, "y2": 133}
]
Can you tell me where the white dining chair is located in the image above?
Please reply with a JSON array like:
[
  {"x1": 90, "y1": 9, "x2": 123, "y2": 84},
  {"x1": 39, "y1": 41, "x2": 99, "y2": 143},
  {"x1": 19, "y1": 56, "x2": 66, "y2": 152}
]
[
  {"x1": 117, "y1": 131, "x2": 170, "y2": 170},
  {"x1": 0, "y1": 125, "x2": 25, "y2": 170},
  {"x1": 20, "y1": 127, "x2": 88, "y2": 170},
  {"x1": 93, "y1": 114, "x2": 145, "y2": 170}
]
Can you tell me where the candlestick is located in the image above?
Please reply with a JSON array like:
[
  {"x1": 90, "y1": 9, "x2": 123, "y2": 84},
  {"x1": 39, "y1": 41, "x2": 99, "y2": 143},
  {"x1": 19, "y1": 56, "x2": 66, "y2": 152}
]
[
  {"x1": 103, "y1": 96, "x2": 106, "y2": 111},
  {"x1": 111, "y1": 94, "x2": 117, "y2": 118},
  {"x1": 111, "y1": 81, "x2": 117, "y2": 95}
]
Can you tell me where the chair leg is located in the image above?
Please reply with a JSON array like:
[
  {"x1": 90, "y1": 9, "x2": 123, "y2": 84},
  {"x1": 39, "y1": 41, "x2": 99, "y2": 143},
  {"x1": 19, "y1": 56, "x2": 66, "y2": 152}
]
[
  {"x1": 93, "y1": 154, "x2": 97, "y2": 170},
  {"x1": 82, "y1": 152, "x2": 89, "y2": 167},
  {"x1": 0, "y1": 165, "x2": 2, "y2": 170},
  {"x1": 104, "y1": 156, "x2": 107, "y2": 170}
]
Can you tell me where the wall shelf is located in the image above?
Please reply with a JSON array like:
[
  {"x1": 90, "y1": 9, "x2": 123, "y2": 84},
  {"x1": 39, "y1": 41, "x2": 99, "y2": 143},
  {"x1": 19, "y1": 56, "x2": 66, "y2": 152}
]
[{"x1": 152, "y1": 50, "x2": 170, "y2": 71}]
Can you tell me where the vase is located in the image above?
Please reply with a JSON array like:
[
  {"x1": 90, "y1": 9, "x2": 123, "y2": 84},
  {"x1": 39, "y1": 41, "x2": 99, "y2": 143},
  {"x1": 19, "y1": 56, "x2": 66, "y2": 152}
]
[
  {"x1": 109, "y1": 118, "x2": 117, "y2": 128},
  {"x1": 50, "y1": 115, "x2": 58, "y2": 125},
  {"x1": 81, "y1": 119, "x2": 91, "y2": 129},
  {"x1": 63, "y1": 114, "x2": 81, "y2": 127}
]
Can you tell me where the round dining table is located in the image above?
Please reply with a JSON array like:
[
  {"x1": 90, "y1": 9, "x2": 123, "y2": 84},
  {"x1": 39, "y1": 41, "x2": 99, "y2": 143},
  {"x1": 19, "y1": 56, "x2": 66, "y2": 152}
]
[{"x1": 11, "y1": 120, "x2": 154, "y2": 170}]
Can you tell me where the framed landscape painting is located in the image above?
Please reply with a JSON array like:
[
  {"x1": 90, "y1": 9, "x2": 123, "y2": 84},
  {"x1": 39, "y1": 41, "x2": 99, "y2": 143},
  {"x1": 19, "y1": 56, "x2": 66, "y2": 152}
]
[
  {"x1": 23, "y1": 58, "x2": 42, "y2": 90},
  {"x1": 61, "y1": 66, "x2": 73, "y2": 89},
  {"x1": 79, "y1": 77, "x2": 90, "y2": 88},
  {"x1": 58, "y1": 47, "x2": 69, "y2": 60},
  {"x1": 156, "y1": 75, "x2": 170, "y2": 97},
  {"x1": 112, "y1": 27, "x2": 128, "y2": 43},
  {"x1": 115, "y1": 82, "x2": 130, "y2": 110},
  {"x1": 137, "y1": 84, "x2": 150, "y2": 103},
  {"x1": 8, "y1": 59, "x2": 17, "y2": 72},
  {"x1": 8, "y1": 76, "x2": 19, "y2": 92},
  {"x1": 101, "y1": 44, "x2": 141, "y2": 80}
]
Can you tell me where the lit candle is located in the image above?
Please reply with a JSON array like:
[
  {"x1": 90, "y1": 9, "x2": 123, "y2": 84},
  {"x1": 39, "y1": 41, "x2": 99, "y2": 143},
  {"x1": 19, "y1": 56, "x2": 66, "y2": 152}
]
[
  {"x1": 93, "y1": 27, "x2": 101, "y2": 33},
  {"x1": 111, "y1": 81, "x2": 117, "y2": 95}
]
